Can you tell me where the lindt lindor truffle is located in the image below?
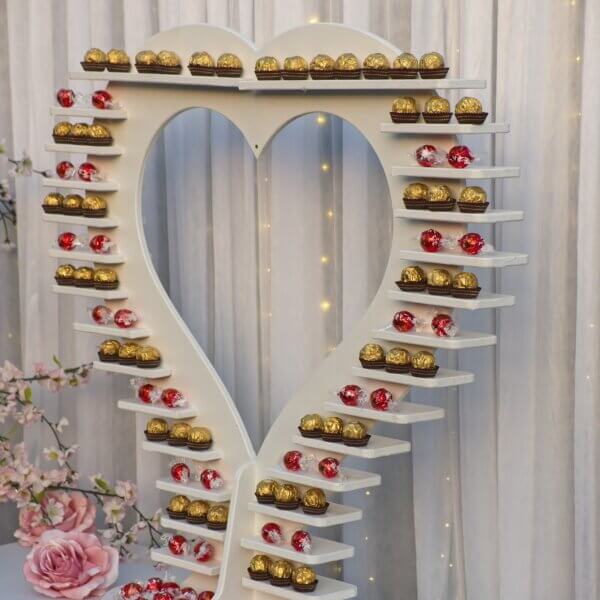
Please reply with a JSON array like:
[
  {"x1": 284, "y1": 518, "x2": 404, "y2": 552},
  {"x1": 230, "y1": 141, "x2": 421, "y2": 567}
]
[
  {"x1": 93, "y1": 268, "x2": 119, "y2": 290},
  {"x1": 74, "y1": 266, "x2": 95, "y2": 288},
  {"x1": 187, "y1": 426, "x2": 212, "y2": 450},
  {"x1": 118, "y1": 342, "x2": 140, "y2": 365},
  {"x1": 166, "y1": 495, "x2": 190, "y2": 520},
  {"x1": 42, "y1": 192, "x2": 64, "y2": 214},
  {"x1": 451, "y1": 271, "x2": 481, "y2": 298},
  {"x1": 359, "y1": 343, "x2": 385, "y2": 369},
  {"x1": 144, "y1": 417, "x2": 169, "y2": 441},
  {"x1": 309, "y1": 54, "x2": 335, "y2": 79},
  {"x1": 396, "y1": 265, "x2": 427, "y2": 291},
  {"x1": 248, "y1": 554, "x2": 272, "y2": 581},
  {"x1": 82, "y1": 195, "x2": 107, "y2": 218},
  {"x1": 168, "y1": 422, "x2": 192, "y2": 446},
  {"x1": 255, "y1": 479, "x2": 278, "y2": 504},
  {"x1": 155, "y1": 50, "x2": 182, "y2": 74},
  {"x1": 135, "y1": 50, "x2": 158, "y2": 72},
  {"x1": 292, "y1": 566, "x2": 318, "y2": 592},
  {"x1": 282, "y1": 56, "x2": 308, "y2": 80},
  {"x1": 410, "y1": 350, "x2": 439, "y2": 377},
  {"x1": 206, "y1": 504, "x2": 228, "y2": 530},
  {"x1": 334, "y1": 52, "x2": 361, "y2": 79},
  {"x1": 362, "y1": 52, "x2": 390, "y2": 79},
  {"x1": 298, "y1": 413, "x2": 323, "y2": 438},
  {"x1": 186, "y1": 499, "x2": 210, "y2": 524},
  {"x1": 302, "y1": 487, "x2": 328, "y2": 514},
  {"x1": 390, "y1": 52, "x2": 419, "y2": 78},
  {"x1": 106, "y1": 49, "x2": 131, "y2": 72},
  {"x1": 269, "y1": 560, "x2": 293, "y2": 586},
  {"x1": 255, "y1": 56, "x2": 281, "y2": 80},
  {"x1": 82, "y1": 48, "x2": 106, "y2": 71},
  {"x1": 274, "y1": 483, "x2": 301, "y2": 510},
  {"x1": 427, "y1": 183, "x2": 455, "y2": 211},
  {"x1": 385, "y1": 347, "x2": 411, "y2": 373},
  {"x1": 403, "y1": 182, "x2": 429, "y2": 210},
  {"x1": 136, "y1": 345, "x2": 162, "y2": 368},
  {"x1": 458, "y1": 185, "x2": 489, "y2": 213},
  {"x1": 422, "y1": 95, "x2": 452, "y2": 123},
  {"x1": 390, "y1": 96, "x2": 420, "y2": 123},
  {"x1": 419, "y1": 52, "x2": 448, "y2": 78},
  {"x1": 322, "y1": 416, "x2": 344, "y2": 442},
  {"x1": 188, "y1": 51, "x2": 215, "y2": 76},
  {"x1": 427, "y1": 268, "x2": 452, "y2": 295},
  {"x1": 455, "y1": 96, "x2": 488, "y2": 124},
  {"x1": 54, "y1": 263, "x2": 75, "y2": 286},
  {"x1": 342, "y1": 421, "x2": 370, "y2": 447},
  {"x1": 216, "y1": 53, "x2": 243, "y2": 77}
]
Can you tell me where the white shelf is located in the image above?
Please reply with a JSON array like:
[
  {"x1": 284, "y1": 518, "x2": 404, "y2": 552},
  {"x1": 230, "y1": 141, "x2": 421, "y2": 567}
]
[
  {"x1": 394, "y1": 208, "x2": 523, "y2": 224},
  {"x1": 241, "y1": 535, "x2": 354, "y2": 566},
  {"x1": 70, "y1": 70, "x2": 241, "y2": 87},
  {"x1": 52, "y1": 285, "x2": 128, "y2": 300},
  {"x1": 42, "y1": 213, "x2": 118, "y2": 228},
  {"x1": 45, "y1": 143, "x2": 123, "y2": 156},
  {"x1": 248, "y1": 501, "x2": 362, "y2": 528},
  {"x1": 391, "y1": 166, "x2": 520, "y2": 179},
  {"x1": 381, "y1": 122, "x2": 509, "y2": 134},
  {"x1": 398, "y1": 248, "x2": 528, "y2": 268},
  {"x1": 266, "y1": 466, "x2": 381, "y2": 494},
  {"x1": 93, "y1": 360, "x2": 172, "y2": 379},
  {"x1": 239, "y1": 78, "x2": 485, "y2": 91},
  {"x1": 156, "y1": 477, "x2": 232, "y2": 502},
  {"x1": 242, "y1": 576, "x2": 357, "y2": 600},
  {"x1": 373, "y1": 324, "x2": 496, "y2": 350},
  {"x1": 161, "y1": 517, "x2": 226, "y2": 543},
  {"x1": 50, "y1": 106, "x2": 128, "y2": 120},
  {"x1": 118, "y1": 399, "x2": 196, "y2": 419},
  {"x1": 150, "y1": 548, "x2": 220, "y2": 576},
  {"x1": 388, "y1": 289, "x2": 515, "y2": 310},
  {"x1": 49, "y1": 248, "x2": 124, "y2": 264},
  {"x1": 324, "y1": 400, "x2": 445, "y2": 425},
  {"x1": 142, "y1": 440, "x2": 222, "y2": 462},
  {"x1": 74, "y1": 322, "x2": 151, "y2": 339},
  {"x1": 352, "y1": 365, "x2": 473, "y2": 388},
  {"x1": 42, "y1": 177, "x2": 119, "y2": 192},
  {"x1": 292, "y1": 434, "x2": 411, "y2": 459}
]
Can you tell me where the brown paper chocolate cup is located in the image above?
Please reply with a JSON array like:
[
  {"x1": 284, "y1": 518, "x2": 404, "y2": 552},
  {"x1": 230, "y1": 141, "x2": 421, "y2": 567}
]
[
  {"x1": 334, "y1": 70, "x2": 361, "y2": 79},
  {"x1": 275, "y1": 500, "x2": 301, "y2": 510},
  {"x1": 343, "y1": 434, "x2": 370, "y2": 447},
  {"x1": 54, "y1": 277, "x2": 74, "y2": 286},
  {"x1": 152, "y1": 65, "x2": 182, "y2": 74},
  {"x1": 292, "y1": 581, "x2": 319, "y2": 593},
  {"x1": 321, "y1": 433, "x2": 343, "y2": 443},
  {"x1": 186, "y1": 441, "x2": 213, "y2": 451},
  {"x1": 389, "y1": 68, "x2": 419, "y2": 79},
  {"x1": 390, "y1": 112, "x2": 420, "y2": 124},
  {"x1": 302, "y1": 502, "x2": 329, "y2": 515},
  {"x1": 281, "y1": 71, "x2": 309, "y2": 80},
  {"x1": 395, "y1": 280, "x2": 427, "y2": 292},
  {"x1": 216, "y1": 67, "x2": 242, "y2": 77},
  {"x1": 135, "y1": 64, "x2": 156, "y2": 73},
  {"x1": 270, "y1": 577, "x2": 292, "y2": 587},
  {"x1": 419, "y1": 67, "x2": 449, "y2": 79},
  {"x1": 98, "y1": 352, "x2": 119, "y2": 363},
  {"x1": 94, "y1": 281, "x2": 119, "y2": 290},
  {"x1": 83, "y1": 209, "x2": 107, "y2": 218},
  {"x1": 451, "y1": 286, "x2": 482, "y2": 299},
  {"x1": 362, "y1": 68, "x2": 390, "y2": 79},
  {"x1": 403, "y1": 197, "x2": 428, "y2": 210},
  {"x1": 457, "y1": 201, "x2": 489, "y2": 213},
  {"x1": 255, "y1": 494, "x2": 275, "y2": 505},
  {"x1": 248, "y1": 569, "x2": 270, "y2": 581},
  {"x1": 106, "y1": 64, "x2": 131, "y2": 72},
  {"x1": 359, "y1": 359, "x2": 385, "y2": 370},
  {"x1": 255, "y1": 70, "x2": 281, "y2": 80},
  {"x1": 136, "y1": 360, "x2": 162, "y2": 369},
  {"x1": 456, "y1": 112, "x2": 488, "y2": 124},
  {"x1": 422, "y1": 112, "x2": 453, "y2": 124},
  {"x1": 385, "y1": 363, "x2": 410, "y2": 374},
  {"x1": 207, "y1": 521, "x2": 227, "y2": 531},
  {"x1": 298, "y1": 427, "x2": 322, "y2": 439},
  {"x1": 43, "y1": 205, "x2": 63, "y2": 214},
  {"x1": 427, "y1": 199, "x2": 456, "y2": 212},
  {"x1": 427, "y1": 285, "x2": 452, "y2": 296},
  {"x1": 186, "y1": 515, "x2": 208, "y2": 524},
  {"x1": 144, "y1": 431, "x2": 168, "y2": 442},
  {"x1": 188, "y1": 66, "x2": 216, "y2": 76},
  {"x1": 166, "y1": 509, "x2": 186, "y2": 520},
  {"x1": 310, "y1": 70, "x2": 335, "y2": 79},
  {"x1": 410, "y1": 366, "x2": 440, "y2": 378},
  {"x1": 81, "y1": 62, "x2": 105, "y2": 72}
]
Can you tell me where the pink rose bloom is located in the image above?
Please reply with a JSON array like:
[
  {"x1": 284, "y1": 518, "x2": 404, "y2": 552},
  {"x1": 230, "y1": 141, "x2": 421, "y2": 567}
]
[
  {"x1": 23, "y1": 529, "x2": 118, "y2": 599},
  {"x1": 15, "y1": 491, "x2": 96, "y2": 547}
]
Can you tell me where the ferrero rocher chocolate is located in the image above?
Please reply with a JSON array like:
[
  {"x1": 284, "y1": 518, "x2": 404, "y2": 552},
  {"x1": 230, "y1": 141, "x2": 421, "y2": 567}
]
[
  {"x1": 157, "y1": 50, "x2": 181, "y2": 67},
  {"x1": 118, "y1": 342, "x2": 140, "y2": 364},
  {"x1": 55, "y1": 263, "x2": 75, "y2": 285},
  {"x1": 84, "y1": 48, "x2": 106, "y2": 64},
  {"x1": 107, "y1": 49, "x2": 130, "y2": 66},
  {"x1": 403, "y1": 182, "x2": 429, "y2": 209},
  {"x1": 302, "y1": 487, "x2": 327, "y2": 512},
  {"x1": 249, "y1": 554, "x2": 271, "y2": 579},
  {"x1": 292, "y1": 566, "x2": 317, "y2": 590},
  {"x1": 98, "y1": 339, "x2": 121, "y2": 361},
  {"x1": 169, "y1": 421, "x2": 192, "y2": 444},
  {"x1": 393, "y1": 52, "x2": 418, "y2": 70},
  {"x1": 190, "y1": 51, "x2": 215, "y2": 68},
  {"x1": 385, "y1": 347, "x2": 411, "y2": 372},
  {"x1": 428, "y1": 268, "x2": 452, "y2": 288},
  {"x1": 456, "y1": 96, "x2": 483, "y2": 114},
  {"x1": 419, "y1": 52, "x2": 445, "y2": 70},
  {"x1": 74, "y1": 266, "x2": 95, "y2": 287},
  {"x1": 187, "y1": 426, "x2": 212, "y2": 449},
  {"x1": 186, "y1": 499, "x2": 210, "y2": 521},
  {"x1": 460, "y1": 186, "x2": 487, "y2": 204},
  {"x1": 423, "y1": 96, "x2": 452, "y2": 123},
  {"x1": 71, "y1": 123, "x2": 89, "y2": 138},
  {"x1": 310, "y1": 54, "x2": 335, "y2": 78},
  {"x1": 283, "y1": 56, "x2": 308, "y2": 72},
  {"x1": 411, "y1": 350, "x2": 438, "y2": 377},
  {"x1": 299, "y1": 414, "x2": 323, "y2": 436},
  {"x1": 216, "y1": 53, "x2": 243, "y2": 76},
  {"x1": 145, "y1": 417, "x2": 169, "y2": 441},
  {"x1": 322, "y1": 416, "x2": 344, "y2": 440},
  {"x1": 453, "y1": 271, "x2": 479, "y2": 289},
  {"x1": 93, "y1": 268, "x2": 118, "y2": 289},
  {"x1": 136, "y1": 345, "x2": 161, "y2": 368},
  {"x1": 135, "y1": 50, "x2": 157, "y2": 66},
  {"x1": 43, "y1": 192, "x2": 64, "y2": 214},
  {"x1": 274, "y1": 483, "x2": 300, "y2": 506},
  {"x1": 342, "y1": 421, "x2": 368, "y2": 441},
  {"x1": 397, "y1": 265, "x2": 427, "y2": 291},
  {"x1": 82, "y1": 195, "x2": 107, "y2": 217},
  {"x1": 53, "y1": 122, "x2": 72, "y2": 138},
  {"x1": 335, "y1": 52, "x2": 360, "y2": 78},
  {"x1": 255, "y1": 479, "x2": 277, "y2": 503},
  {"x1": 363, "y1": 52, "x2": 390, "y2": 70},
  {"x1": 88, "y1": 124, "x2": 112, "y2": 140},
  {"x1": 61, "y1": 194, "x2": 83, "y2": 214},
  {"x1": 392, "y1": 96, "x2": 418, "y2": 114},
  {"x1": 269, "y1": 560, "x2": 293, "y2": 582},
  {"x1": 428, "y1": 184, "x2": 452, "y2": 203},
  {"x1": 206, "y1": 503, "x2": 228, "y2": 529},
  {"x1": 359, "y1": 343, "x2": 385, "y2": 368},
  {"x1": 255, "y1": 56, "x2": 280, "y2": 72},
  {"x1": 167, "y1": 494, "x2": 190, "y2": 518}
]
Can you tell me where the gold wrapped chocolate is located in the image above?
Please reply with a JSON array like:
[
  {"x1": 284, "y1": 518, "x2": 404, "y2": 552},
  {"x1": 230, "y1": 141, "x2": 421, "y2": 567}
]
[
  {"x1": 249, "y1": 554, "x2": 271, "y2": 575},
  {"x1": 43, "y1": 193, "x2": 64, "y2": 207},
  {"x1": 412, "y1": 350, "x2": 436, "y2": 370},
  {"x1": 322, "y1": 416, "x2": 344, "y2": 436},
  {"x1": 255, "y1": 479, "x2": 277, "y2": 498},
  {"x1": 217, "y1": 53, "x2": 242, "y2": 69},
  {"x1": 453, "y1": 271, "x2": 479, "y2": 289},
  {"x1": 455, "y1": 96, "x2": 483, "y2": 114},
  {"x1": 187, "y1": 499, "x2": 210, "y2": 519},
  {"x1": 146, "y1": 417, "x2": 169, "y2": 435},
  {"x1": 428, "y1": 268, "x2": 452, "y2": 287},
  {"x1": 393, "y1": 52, "x2": 418, "y2": 69},
  {"x1": 84, "y1": 48, "x2": 106, "y2": 64},
  {"x1": 157, "y1": 50, "x2": 181, "y2": 67},
  {"x1": 392, "y1": 96, "x2": 418, "y2": 114},
  {"x1": 363, "y1": 52, "x2": 390, "y2": 70},
  {"x1": 269, "y1": 560, "x2": 293, "y2": 580},
  {"x1": 274, "y1": 483, "x2": 300, "y2": 504},
  {"x1": 88, "y1": 124, "x2": 111, "y2": 139},
  {"x1": 187, "y1": 426, "x2": 212, "y2": 444},
  {"x1": 82, "y1": 196, "x2": 107, "y2": 211},
  {"x1": 424, "y1": 96, "x2": 450, "y2": 114},
  {"x1": 283, "y1": 56, "x2": 308, "y2": 71},
  {"x1": 292, "y1": 566, "x2": 317, "y2": 586},
  {"x1": 310, "y1": 54, "x2": 335, "y2": 71},
  {"x1": 53, "y1": 122, "x2": 72, "y2": 137},
  {"x1": 136, "y1": 345, "x2": 161, "y2": 362},
  {"x1": 189, "y1": 51, "x2": 214, "y2": 67},
  {"x1": 99, "y1": 339, "x2": 120, "y2": 357},
  {"x1": 404, "y1": 182, "x2": 428, "y2": 200},
  {"x1": 419, "y1": 52, "x2": 445, "y2": 70},
  {"x1": 118, "y1": 342, "x2": 140, "y2": 361},
  {"x1": 107, "y1": 49, "x2": 129, "y2": 65},
  {"x1": 300, "y1": 414, "x2": 323, "y2": 433},
  {"x1": 135, "y1": 50, "x2": 157, "y2": 65},
  {"x1": 74, "y1": 266, "x2": 94, "y2": 282},
  {"x1": 55, "y1": 264, "x2": 75, "y2": 278},
  {"x1": 400, "y1": 265, "x2": 427, "y2": 283},
  {"x1": 167, "y1": 495, "x2": 190, "y2": 514},
  {"x1": 343, "y1": 421, "x2": 368, "y2": 440},
  {"x1": 460, "y1": 186, "x2": 487, "y2": 204},
  {"x1": 302, "y1": 488, "x2": 327, "y2": 509},
  {"x1": 359, "y1": 343, "x2": 385, "y2": 363},
  {"x1": 335, "y1": 52, "x2": 360, "y2": 70},
  {"x1": 428, "y1": 184, "x2": 452, "y2": 202},
  {"x1": 70, "y1": 123, "x2": 89, "y2": 138},
  {"x1": 206, "y1": 503, "x2": 228, "y2": 525},
  {"x1": 255, "y1": 56, "x2": 280, "y2": 71},
  {"x1": 169, "y1": 422, "x2": 192, "y2": 440},
  {"x1": 62, "y1": 195, "x2": 83, "y2": 212},
  {"x1": 94, "y1": 268, "x2": 118, "y2": 284},
  {"x1": 386, "y1": 347, "x2": 411, "y2": 366}
]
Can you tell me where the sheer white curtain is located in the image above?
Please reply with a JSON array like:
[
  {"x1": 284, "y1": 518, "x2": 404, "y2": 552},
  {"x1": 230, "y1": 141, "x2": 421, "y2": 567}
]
[{"x1": 2, "y1": 1, "x2": 598, "y2": 600}]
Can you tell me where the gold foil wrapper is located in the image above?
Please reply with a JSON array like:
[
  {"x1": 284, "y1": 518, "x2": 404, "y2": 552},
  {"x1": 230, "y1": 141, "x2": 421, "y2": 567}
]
[
  {"x1": 283, "y1": 56, "x2": 308, "y2": 71},
  {"x1": 206, "y1": 503, "x2": 228, "y2": 525},
  {"x1": 403, "y1": 183, "x2": 428, "y2": 200},
  {"x1": 100, "y1": 339, "x2": 121, "y2": 356},
  {"x1": 322, "y1": 416, "x2": 344, "y2": 436},
  {"x1": 157, "y1": 50, "x2": 181, "y2": 67},
  {"x1": 187, "y1": 499, "x2": 210, "y2": 519},
  {"x1": 453, "y1": 271, "x2": 479, "y2": 289},
  {"x1": 392, "y1": 96, "x2": 418, "y2": 114},
  {"x1": 274, "y1": 483, "x2": 300, "y2": 504},
  {"x1": 107, "y1": 49, "x2": 129, "y2": 65},
  {"x1": 335, "y1": 53, "x2": 360, "y2": 71},
  {"x1": 169, "y1": 422, "x2": 192, "y2": 440},
  {"x1": 71, "y1": 123, "x2": 89, "y2": 138},
  {"x1": 82, "y1": 196, "x2": 107, "y2": 211},
  {"x1": 118, "y1": 342, "x2": 140, "y2": 360},
  {"x1": 53, "y1": 122, "x2": 72, "y2": 137},
  {"x1": 217, "y1": 53, "x2": 242, "y2": 69},
  {"x1": 187, "y1": 426, "x2": 212, "y2": 444},
  {"x1": 269, "y1": 560, "x2": 293, "y2": 580},
  {"x1": 255, "y1": 479, "x2": 277, "y2": 498},
  {"x1": 255, "y1": 56, "x2": 280, "y2": 71},
  {"x1": 88, "y1": 124, "x2": 111, "y2": 139},
  {"x1": 146, "y1": 417, "x2": 169, "y2": 435},
  {"x1": 455, "y1": 96, "x2": 483, "y2": 114},
  {"x1": 310, "y1": 54, "x2": 335, "y2": 71},
  {"x1": 363, "y1": 52, "x2": 390, "y2": 70},
  {"x1": 94, "y1": 268, "x2": 118, "y2": 284},
  {"x1": 386, "y1": 347, "x2": 411, "y2": 366},
  {"x1": 55, "y1": 263, "x2": 75, "y2": 278},
  {"x1": 63, "y1": 195, "x2": 83, "y2": 210},
  {"x1": 424, "y1": 96, "x2": 450, "y2": 113},
  {"x1": 400, "y1": 265, "x2": 427, "y2": 283},
  {"x1": 136, "y1": 50, "x2": 157, "y2": 65},
  {"x1": 136, "y1": 345, "x2": 161, "y2": 362},
  {"x1": 44, "y1": 193, "x2": 64, "y2": 207},
  {"x1": 302, "y1": 487, "x2": 327, "y2": 509},
  {"x1": 292, "y1": 566, "x2": 317, "y2": 586},
  {"x1": 428, "y1": 268, "x2": 452, "y2": 287},
  {"x1": 343, "y1": 421, "x2": 368, "y2": 440},
  {"x1": 412, "y1": 350, "x2": 436, "y2": 370},
  {"x1": 189, "y1": 51, "x2": 214, "y2": 67},
  {"x1": 359, "y1": 343, "x2": 385, "y2": 363},
  {"x1": 74, "y1": 267, "x2": 95, "y2": 282},
  {"x1": 167, "y1": 495, "x2": 190, "y2": 513},
  {"x1": 419, "y1": 52, "x2": 445, "y2": 70},
  {"x1": 428, "y1": 184, "x2": 452, "y2": 202},
  {"x1": 84, "y1": 48, "x2": 106, "y2": 64},
  {"x1": 249, "y1": 554, "x2": 271, "y2": 575},
  {"x1": 460, "y1": 186, "x2": 487, "y2": 203},
  {"x1": 300, "y1": 414, "x2": 323, "y2": 432},
  {"x1": 393, "y1": 52, "x2": 418, "y2": 69}
]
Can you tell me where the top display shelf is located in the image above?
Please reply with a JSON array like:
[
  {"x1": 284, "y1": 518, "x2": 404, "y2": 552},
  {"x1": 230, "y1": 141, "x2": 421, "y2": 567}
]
[{"x1": 70, "y1": 71, "x2": 485, "y2": 91}]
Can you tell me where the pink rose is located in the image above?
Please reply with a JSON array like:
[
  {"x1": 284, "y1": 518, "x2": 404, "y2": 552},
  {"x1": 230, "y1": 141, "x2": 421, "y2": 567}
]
[
  {"x1": 15, "y1": 491, "x2": 96, "y2": 547},
  {"x1": 23, "y1": 529, "x2": 119, "y2": 599}
]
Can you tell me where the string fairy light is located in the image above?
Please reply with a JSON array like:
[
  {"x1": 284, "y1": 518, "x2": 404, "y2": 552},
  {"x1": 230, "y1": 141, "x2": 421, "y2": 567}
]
[
  {"x1": 316, "y1": 114, "x2": 327, "y2": 125},
  {"x1": 320, "y1": 300, "x2": 331, "y2": 312},
  {"x1": 321, "y1": 162, "x2": 330, "y2": 172},
  {"x1": 327, "y1": 210, "x2": 334, "y2": 219},
  {"x1": 321, "y1": 255, "x2": 329, "y2": 264},
  {"x1": 308, "y1": 15, "x2": 319, "y2": 24}
]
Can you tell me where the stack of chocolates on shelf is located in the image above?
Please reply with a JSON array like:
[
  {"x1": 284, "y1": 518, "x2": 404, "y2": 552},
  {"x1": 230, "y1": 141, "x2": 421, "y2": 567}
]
[
  {"x1": 390, "y1": 95, "x2": 488, "y2": 124},
  {"x1": 144, "y1": 418, "x2": 213, "y2": 450},
  {"x1": 98, "y1": 340, "x2": 162, "y2": 368},
  {"x1": 166, "y1": 495, "x2": 228, "y2": 530}
]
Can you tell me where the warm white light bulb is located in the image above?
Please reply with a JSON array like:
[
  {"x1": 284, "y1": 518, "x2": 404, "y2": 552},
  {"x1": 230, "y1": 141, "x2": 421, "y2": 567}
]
[
  {"x1": 321, "y1": 163, "x2": 330, "y2": 172},
  {"x1": 320, "y1": 300, "x2": 331, "y2": 312}
]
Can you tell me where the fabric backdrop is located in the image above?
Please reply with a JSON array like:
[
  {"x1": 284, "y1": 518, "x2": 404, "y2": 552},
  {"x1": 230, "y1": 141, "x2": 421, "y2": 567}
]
[{"x1": 1, "y1": 1, "x2": 598, "y2": 600}]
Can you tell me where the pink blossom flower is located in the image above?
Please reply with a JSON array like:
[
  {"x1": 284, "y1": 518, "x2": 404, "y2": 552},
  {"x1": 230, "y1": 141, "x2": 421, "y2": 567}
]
[
  {"x1": 1, "y1": 360, "x2": 23, "y2": 382},
  {"x1": 102, "y1": 498, "x2": 126, "y2": 524},
  {"x1": 23, "y1": 529, "x2": 118, "y2": 598},
  {"x1": 15, "y1": 491, "x2": 96, "y2": 547},
  {"x1": 43, "y1": 368, "x2": 67, "y2": 392},
  {"x1": 33, "y1": 362, "x2": 49, "y2": 377},
  {"x1": 114, "y1": 480, "x2": 137, "y2": 506}
]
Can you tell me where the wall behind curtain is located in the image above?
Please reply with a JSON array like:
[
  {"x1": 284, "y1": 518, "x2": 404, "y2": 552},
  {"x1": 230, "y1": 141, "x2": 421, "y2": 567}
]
[{"x1": 2, "y1": 2, "x2": 599, "y2": 600}]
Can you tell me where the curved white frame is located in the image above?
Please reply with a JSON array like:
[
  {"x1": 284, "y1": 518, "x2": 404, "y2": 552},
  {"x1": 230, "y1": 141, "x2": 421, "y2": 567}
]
[{"x1": 45, "y1": 23, "x2": 524, "y2": 599}]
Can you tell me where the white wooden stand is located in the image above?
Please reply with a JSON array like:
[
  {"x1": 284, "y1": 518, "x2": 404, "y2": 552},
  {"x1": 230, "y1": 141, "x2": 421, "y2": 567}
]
[{"x1": 44, "y1": 23, "x2": 524, "y2": 599}]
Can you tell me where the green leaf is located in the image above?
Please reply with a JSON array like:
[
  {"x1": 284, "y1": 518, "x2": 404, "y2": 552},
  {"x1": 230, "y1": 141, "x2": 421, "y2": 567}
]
[
  {"x1": 52, "y1": 355, "x2": 62, "y2": 368},
  {"x1": 23, "y1": 387, "x2": 32, "y2": 404}
]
